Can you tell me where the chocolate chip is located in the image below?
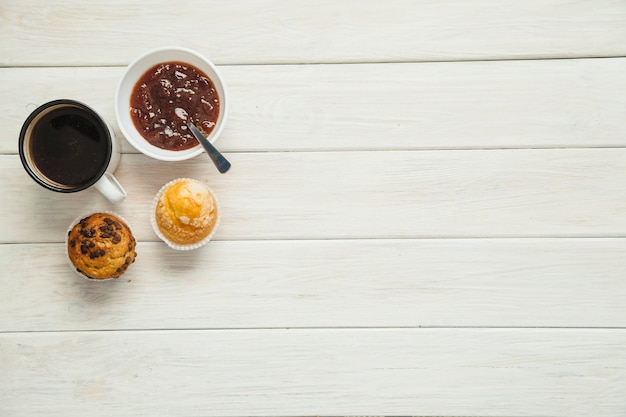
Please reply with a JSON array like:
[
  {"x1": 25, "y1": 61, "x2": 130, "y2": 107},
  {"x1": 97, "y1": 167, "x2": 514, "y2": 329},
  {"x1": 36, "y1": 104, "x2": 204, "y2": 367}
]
[
  {"x1": 128, "y1": 243, "x2": 133, "y2": 251},
  {"x1": 100, "y1": 233, "x2": 112, "y2": 239},
  {"x1": 89, "y1": 242, "x2": 95, "y2": 248},
  {"x1": 82, "y1": 228, "x2": 96, "y2": 238},
  {"x1": 101, "y1": 226, "x2": 115, "y2": 236},
  {"x1": 104, "y1": 217, "x2": 113, "y2": 225},
  {"x1": 89, "y1": 252, "x2": 97, "y2": 259},
  {"x1": 125, "y1": 256, "x2": 131, "y2": 264},
  {"x1": 99, "y1": 249, "x2": 105, "y2": 257},
  {"x1": 70, "y1": 239, "x2": 76, "y2": 247},
  {"x1": 113, "y1": 221, "x2": 122, "y2": 230},
  {"x1": 112, "y1": 233, "x2": 121, "y2": 244},
  {"x1": 80, "y1": 245, "x2": 88, "y2": 255}
]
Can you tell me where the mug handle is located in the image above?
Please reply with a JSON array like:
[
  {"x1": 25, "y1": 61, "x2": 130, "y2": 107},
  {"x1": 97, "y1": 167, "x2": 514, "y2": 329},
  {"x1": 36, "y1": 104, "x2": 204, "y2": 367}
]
[{"x1": 94, "y1": 173, "x2": 127, "y2": 203}]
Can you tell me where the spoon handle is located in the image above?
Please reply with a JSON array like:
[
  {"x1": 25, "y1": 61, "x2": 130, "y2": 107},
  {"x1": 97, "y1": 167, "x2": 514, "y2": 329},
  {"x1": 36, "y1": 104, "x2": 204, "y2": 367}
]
[{"x1": 188, "y1": 122, "x2": 231, "y2": 173}]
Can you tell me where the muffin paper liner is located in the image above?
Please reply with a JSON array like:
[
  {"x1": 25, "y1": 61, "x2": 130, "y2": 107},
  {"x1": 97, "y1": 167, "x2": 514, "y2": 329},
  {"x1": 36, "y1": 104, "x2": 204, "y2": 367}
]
[
  {"x1": 150, "y1": 178, "x2": 220, "y2": 250},
  {"x1": 65, "y1": 211, "x2": 135, "y2": 281}
]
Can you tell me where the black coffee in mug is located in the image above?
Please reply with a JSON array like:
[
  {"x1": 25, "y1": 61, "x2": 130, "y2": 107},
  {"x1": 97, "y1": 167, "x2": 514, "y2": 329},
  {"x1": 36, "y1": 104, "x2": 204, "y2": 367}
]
[
  {"x1": 29, "y1": 106, "x2": 109, "y2": 188},
  {"x1": 19, "y1": 99, "x2": 127, "y2": 203}
]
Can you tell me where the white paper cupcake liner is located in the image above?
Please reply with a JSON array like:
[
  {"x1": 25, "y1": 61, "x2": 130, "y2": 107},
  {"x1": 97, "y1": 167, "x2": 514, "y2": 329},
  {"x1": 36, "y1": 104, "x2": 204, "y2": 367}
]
[
  {"x1": 150, "y1": 178, "x2": 220, "y2": 250},
  {"x1": 65, "y1": 211, "x2": 135, "y2": 281}
]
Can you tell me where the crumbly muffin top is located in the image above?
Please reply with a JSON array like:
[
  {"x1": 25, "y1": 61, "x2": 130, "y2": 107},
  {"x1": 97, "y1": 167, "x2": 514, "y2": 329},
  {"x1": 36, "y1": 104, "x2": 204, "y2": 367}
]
[
  {"x1": 155, "y1": 179, "x2": 218, "y2": 245},
  {"x1": 67, "y1": 213, "x2": 137, "y2": 280}
]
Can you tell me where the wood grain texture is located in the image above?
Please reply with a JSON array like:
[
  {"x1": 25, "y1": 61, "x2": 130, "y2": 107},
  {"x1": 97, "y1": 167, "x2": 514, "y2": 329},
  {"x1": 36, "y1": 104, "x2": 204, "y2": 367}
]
[
  {"x1": 4, "y1": 1, "x2": 626, "y2": 415},
  {"x1": 1, "y1": 328, "x2": 625, "y2": 416},
  {"x1": 1, "y1": 239, "x2": 625, "y2": 332},
  {"x1": 1, "y1": 0, "x2": 626, "y2": 66},
  {"x1": 2, "y1": 58, "x2": 626, "y2": 153},
  {"x1": 3, "y1": 148, "x2": 626, "y2": 243}
]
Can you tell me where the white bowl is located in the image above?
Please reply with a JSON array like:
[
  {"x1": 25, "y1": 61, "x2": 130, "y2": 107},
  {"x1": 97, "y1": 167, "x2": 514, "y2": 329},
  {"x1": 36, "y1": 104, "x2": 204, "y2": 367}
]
[{"x1": 115, "y1": 46, "x2": 229, "y2": 161}]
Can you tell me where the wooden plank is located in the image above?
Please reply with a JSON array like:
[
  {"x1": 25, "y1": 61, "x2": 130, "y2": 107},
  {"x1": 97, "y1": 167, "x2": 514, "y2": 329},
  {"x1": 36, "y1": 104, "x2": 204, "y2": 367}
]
[
  {"x1": 2, "y1": 58, "x2": 626, "y2": 153},
  {"x1": 1, "y1": 0, "x2": 626, "y2": 66},
  {"x1": 3, "y1": 148, "x2": 626, "y2": 243},
  {"x1": 1, "y1": 239, "x2": 625, "y2": 332},
  {"x1": 1, "y1": 328, "x2": 625, "y2": 416}
]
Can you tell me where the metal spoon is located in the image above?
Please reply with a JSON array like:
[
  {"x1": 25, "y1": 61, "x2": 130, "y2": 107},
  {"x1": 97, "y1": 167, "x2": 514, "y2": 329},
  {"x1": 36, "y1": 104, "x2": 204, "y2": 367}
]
[{"x1": 187, "y1": 122, "x2": 231, "y2": 173}]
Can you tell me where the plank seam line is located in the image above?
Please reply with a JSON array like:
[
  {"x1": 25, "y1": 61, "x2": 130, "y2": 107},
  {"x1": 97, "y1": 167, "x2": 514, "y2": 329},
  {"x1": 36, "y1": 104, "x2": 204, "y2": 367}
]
[
  {"x1": 2, "y1": 326, "x2": 626, "y2": 335},
  {"x1": 4, "y1": 146, "x2": 626, "y2": 158},
  {"x1": 5, "y1": 235, "x2": 626, "y2": 246},
  {"x1": 1, "y1": 54, "x2": 626, "y2": 69}
]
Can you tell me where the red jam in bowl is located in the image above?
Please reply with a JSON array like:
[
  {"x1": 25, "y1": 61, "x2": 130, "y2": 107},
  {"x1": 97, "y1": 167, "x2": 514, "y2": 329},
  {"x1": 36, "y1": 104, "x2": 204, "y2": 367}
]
[{"x1": 130, "y1": 61, "x2": 220, "y2": 151}]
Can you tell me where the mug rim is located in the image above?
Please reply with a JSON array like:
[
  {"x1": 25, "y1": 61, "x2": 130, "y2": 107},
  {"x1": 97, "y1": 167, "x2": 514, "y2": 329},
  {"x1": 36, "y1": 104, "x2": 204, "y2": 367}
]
[{"x1": 19, "y1": 99, "x2": 113, "y2": 193}]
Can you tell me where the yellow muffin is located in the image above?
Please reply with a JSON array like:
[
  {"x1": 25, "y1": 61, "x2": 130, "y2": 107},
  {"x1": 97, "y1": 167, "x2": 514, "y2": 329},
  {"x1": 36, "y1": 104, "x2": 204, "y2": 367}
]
[
  {"x1": 153, "y1": 178, "x2": 219, "y2": 248},
  {"x1": 67, "y1": 213, "x2": 137, "y2": 280}
]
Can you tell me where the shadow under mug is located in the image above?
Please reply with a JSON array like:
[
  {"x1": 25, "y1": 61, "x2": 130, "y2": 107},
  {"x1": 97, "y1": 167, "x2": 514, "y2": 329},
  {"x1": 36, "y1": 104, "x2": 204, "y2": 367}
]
[{"x1": 19, "y1": 99, "x2": 127, "y2": 203}]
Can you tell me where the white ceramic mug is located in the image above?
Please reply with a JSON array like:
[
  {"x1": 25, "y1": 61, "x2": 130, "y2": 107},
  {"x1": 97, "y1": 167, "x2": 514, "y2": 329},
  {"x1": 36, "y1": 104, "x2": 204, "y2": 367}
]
[{"x1": 19, "y1": 99, "x2": 127, "y2": 203}]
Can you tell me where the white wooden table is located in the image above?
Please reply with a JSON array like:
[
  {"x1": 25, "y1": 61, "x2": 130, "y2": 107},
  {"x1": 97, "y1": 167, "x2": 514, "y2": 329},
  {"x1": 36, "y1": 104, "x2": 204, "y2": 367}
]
[{"x1": 2, "y1": 1, "x2": 626, "y2": 416}]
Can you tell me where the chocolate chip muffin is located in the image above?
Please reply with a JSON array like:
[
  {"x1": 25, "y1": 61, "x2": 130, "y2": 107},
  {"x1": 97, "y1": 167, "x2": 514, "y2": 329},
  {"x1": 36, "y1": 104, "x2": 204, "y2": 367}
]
[{"x1": 67, "y1": 213, "x2": 137, "y2": 280}]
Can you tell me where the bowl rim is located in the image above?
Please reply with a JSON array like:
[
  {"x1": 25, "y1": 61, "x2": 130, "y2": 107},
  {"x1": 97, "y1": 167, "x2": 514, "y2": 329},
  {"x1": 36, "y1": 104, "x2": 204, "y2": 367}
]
[{"x1": 114, "y1": 46, "x2": 229, "y2": 162}]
